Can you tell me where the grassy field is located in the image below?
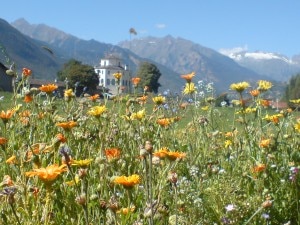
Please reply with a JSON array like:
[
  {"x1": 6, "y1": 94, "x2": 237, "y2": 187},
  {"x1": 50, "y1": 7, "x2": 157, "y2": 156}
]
[{"x1": 0, "y1": 80, "x2": 300, "y2": 225}]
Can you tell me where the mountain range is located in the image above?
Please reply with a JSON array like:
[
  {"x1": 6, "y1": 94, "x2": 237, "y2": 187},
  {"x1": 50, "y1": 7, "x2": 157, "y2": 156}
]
[{"x1": 1, "y1": 18, "x2": 299, "y2": 94}]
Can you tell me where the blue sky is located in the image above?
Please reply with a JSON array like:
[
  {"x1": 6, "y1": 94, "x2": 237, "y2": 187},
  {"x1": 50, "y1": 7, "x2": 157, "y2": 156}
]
[{"x1": 1, "y1": 0, "x2": 300, "y2": 57}]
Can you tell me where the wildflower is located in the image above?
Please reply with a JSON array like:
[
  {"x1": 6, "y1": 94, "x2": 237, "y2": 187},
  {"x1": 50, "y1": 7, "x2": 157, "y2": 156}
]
[
  {"x1": 262, "y1": 200, "x2": 272, "y2": 208},
  {"x1": 130, "y1": 109, "x2": 146, "y2": 120},
  {"x1": 181, "y1": 72, "x2": 195, "y2": 83},
  {"x1": 182, "y1": 82, "x2": 197, "y2": 95},
  {"x1": 264, "y1": 114, "x2": 283, "y2": 124},
  {"x1": 168, "y1": 171, "x2": 178, "y2": 184},
  {"x1": 105, "y1": 148, "x2": 121, "y2": 161},
  {"x1": 6, "y1": 155, "x2": 17, "y2": 165},
  {"x1": 260, "y1": 99, "x2": 271, "y2": 107},
  {"x1": 56, "y1": 133, "x2": 67, "y2": 143},
  {"x1": 0, "y1": 110, "x2": 14, "y2": 123},
  {"x1": 166, "y1": 151, "x2": 186, "y2": 161},
  {"x1": 225, "y1": 204, "x2": 236, "y2": 212},
  {"x1": 89, "y1": 94, "x2": 99, "y2": 102},
  {"x1": 25, "y1": 164, "x2": 67, "y2": 184},
  {"x1": 87, "y1": 105, "x2": 107, "y2": 117},
  {"x1": 257, "y1": 80, "x2": 272, "y2": 92},
  {"x1": 230, "y1": 81, "x2": 250, "y2": 93},
  {"x1": 259, "y1": 138, "x2": 271, "y2": 148},
  {"x1": 157, "y1": 118, "x2": 172, "y2": 127},
  {"x1": 290, "y1": 99, "x2": 300, "y2": 104},
  {"x1": 252, "y1": 163, "x2": 266, "y2": 173},
  {"x1": 39, "y1": 84, "x2": 58, "y2": 94},
  {"x1": 152, "y1": 96, "x2": 166, "y2": 105},
  {"x1": 117, "y1": 205, "x2": 136, "y2": 214},
  {"x1": 24, "y1": 94, "x2": 33, "y2": 103},
  {"x1": 114, "y1": 174, "x2": 141, "y2": 188},
  {"x1": 294, "y1": 121, "x2": 300, "y2": 132},
  {"x1": 137, "y1": 95, "x2": 148, "y2": 104},
  {"x1": 29, "y1": 186, "x2": 39, "y2": 198},
  {"x1": 132, "y1": 77, "x2": 141, "y2": 86},
  {"x1": 250, "y1": 89, "x2": 260, "y2": 97},
  {"x1": 71, "y1": 159, "x2": 93, "y2": 167},
  {"x1": 225, "y1": 140, "x2": 232, "y2": 148},
  {"x1": 64, "y1": 89, "x2": 75, "y2": 101},
  {"x1": 65, "y1": 175, "x2": 80, "y2": 186},
  {"x1": 113, "y1": 72, "x2": 122, "y2": 80},
  {"x1": 201, "y1": 106, "x2": 209, "y2": 111},
  {"x1": 56, "y1": 121, "x2": 77, "y2": 130},
  {"x1": 0, "y1": 137, "x2": 8, "y2": 145},
  {"x1": 22, "y1": 68, "x2": 32, "y2": 77}
]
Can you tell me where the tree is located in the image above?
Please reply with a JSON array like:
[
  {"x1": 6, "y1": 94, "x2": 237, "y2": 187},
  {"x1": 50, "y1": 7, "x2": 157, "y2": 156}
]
[
  {"x1": 57, "y1": 59, "x2": 99, "y2": 94},
  {"x1": 285, "y1": 73, "x2": 300, "y2": 100},
  {"x1": 136, "y1": 61, "x2": 161, "y2": 93}
]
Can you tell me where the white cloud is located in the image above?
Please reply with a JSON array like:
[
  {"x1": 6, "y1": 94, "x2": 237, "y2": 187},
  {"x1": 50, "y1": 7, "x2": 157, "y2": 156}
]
[
  {"x1": 155, "y1": 23, "x2": 166, "y2": 29},
  {"x1": 219, "y1": 45, "x2": 248, "y2": 56}
]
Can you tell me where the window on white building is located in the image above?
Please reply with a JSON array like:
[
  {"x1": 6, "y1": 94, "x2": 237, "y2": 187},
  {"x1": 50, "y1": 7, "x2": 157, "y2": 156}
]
[
  {"x1": 111, "y1": 79, "x2": 115, "y2": 86},
  {"x1": 107, "y1": 79, "x2": 110, "y2": 85}
]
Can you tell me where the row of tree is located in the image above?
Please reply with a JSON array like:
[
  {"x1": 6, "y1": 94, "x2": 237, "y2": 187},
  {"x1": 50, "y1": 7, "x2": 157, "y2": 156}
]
[{"x1": 57, "y1": 59, "x2": 161, "y2": 94}]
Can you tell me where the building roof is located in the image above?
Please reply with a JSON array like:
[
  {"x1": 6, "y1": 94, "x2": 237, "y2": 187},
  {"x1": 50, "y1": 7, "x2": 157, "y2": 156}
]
[
  {"x1": 95, "y1": 65, "x2": 125, "y2": 70},
  {"x1": 30, "y1": 78, "x2": 65, "y2": 87}
]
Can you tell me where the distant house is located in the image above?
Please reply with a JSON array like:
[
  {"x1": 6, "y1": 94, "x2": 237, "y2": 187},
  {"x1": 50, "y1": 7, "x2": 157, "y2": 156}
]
[
  {"x1": 94, "y1": 54, "x2": 131, "y2": 95},
  {"x1": 0, "y1": 62, "x2": 13, "y2": 92}
]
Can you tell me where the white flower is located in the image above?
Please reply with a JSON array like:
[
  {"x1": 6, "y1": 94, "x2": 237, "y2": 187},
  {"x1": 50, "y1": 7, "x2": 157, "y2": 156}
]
[{"x1": 225, "y1": 204, "x2": 236, "y2": 212}]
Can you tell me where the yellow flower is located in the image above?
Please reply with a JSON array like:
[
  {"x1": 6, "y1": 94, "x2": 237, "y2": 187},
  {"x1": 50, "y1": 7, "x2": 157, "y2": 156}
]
[
  {"x1": 181, "y1": 72, "x2": 195, "y2": 83},
  {"x1": 25, "y1": 164, "x2": 67, "y2": 184},
  {"x1": 71, "y1": 159, "x2": 93, "y2": 167},
  {"x1": 64, "y1": 89, "x2": 75, "y2": 98},
  {"x1": 39, "y1": 84, "x2": 58, "y2": 94},
  {"x1": 257, "y1": 80, "x2": 272, "y2": 92},
  {"x1": 152, "y1": 96, "x2": 166, "y2": 105},
  {"x1": 65, "y1": 174, "x2": 80, "y2": 186},
  {"x1": 114, "y1": 174, "x2": 141, "y2": 188},
  {"x1": 130, "y1": 109, "x2": 146, "y2": 120},
  {"x1": 6, "y1": 155, "x2": 17, "y2": 164},
  {"x1": 113, "y1": 72, "x2": 122, "y2": 80},
  {"x1": 117, "y1": 205, "x2": 136, "y2": 214},
  {"x1": 230, "y1": 82, "x2": 250, "y2": 93},
  {"x1": 182, "y1": 82, "x2": 197, "y2": 95},
  {"x1": 166, "y1": 151, "x2": 186, "y2": 161},
  {"x1": 264, "y1": 114, "x2": 283, "y2": 124},
  {"x1": 294, "y1": 121, "x2": 300, "y2": 132},
  {"x1": 153, "y1": 147, "x2": 169, "y2": 159},
  {"x1": 87, "y1": 105, "x2": 107, "y2": 117},
  {"x1": 290, "y1": 99, "x2": 300, "y2": 104},
  {"x1": 225, "y1": 140, "x2": 232, "y2": 148}
]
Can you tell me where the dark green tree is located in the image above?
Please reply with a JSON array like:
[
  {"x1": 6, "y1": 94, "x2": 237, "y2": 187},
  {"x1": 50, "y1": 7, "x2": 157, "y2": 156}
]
[
  {"x1": 57, "y1": 59, "x2": 99, "y2": 92},
  {"x1": 136, "y1": 61, "x2": 161, "y2": 93},
  {"x1": 285, "y1": 73, "x2": 300, "y2": 100}
]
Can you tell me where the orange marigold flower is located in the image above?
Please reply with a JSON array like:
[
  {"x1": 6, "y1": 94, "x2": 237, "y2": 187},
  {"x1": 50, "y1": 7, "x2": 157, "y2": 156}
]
[
  {"x1": 19, "y1": 110, "x2": 31, "y2": 117},
  {"x1": 260, "y1": 99, "x2": 271, "y2": 107},
  {"x1": 0, "y1": 137, "x2": 8, "y2": 145},
  {"x1": 25, "y1": 164, "x2": 67, "y2": 184},
  {"x1": 56, "y1": 133, "x2": 67, "y2": 143},
  {"x1": 250, "y1": 89, "x2": 260, "y2": 97},
  {"x1": 114, "y1": 174, "x2": 141, "y2": 188},
  {"x1": 181, "y1": 72, "x2": 195, "y2": 83},
  {"x1": 252, "y1": 163, "x2": 266, "y2": 173},
  {"x1": 137, "y1": 95, "x2": 148, "y2": 104},
  {"x1": 22, "y1": 68, "x2": 32, "y2": 77},
  {"x1": 166, "y1": 151, "x2": 186, "y2": 161},
  {"x1": 117, "y1": 205, "x2": 136, "y2": 214},
  {"x1": 259, "y1": 138, "x2": 271, "y2": 148},
  {"x1": 105, "y1": 148, "x2": 121, "y2": 161},
  {"x1": 0, "y1": 110, "x2": 14, "y2": 123},
  {"x1": 132, "y1": 77, "x2": 141, "y2": 86},
  {"x1": 89, "y1": 94, "x2": 100, "y2": 102},
  {"x1": 24, "y1": 94, "x2": 33, "y2": 103},
  {"x1": 56, "y1": 121, "x2": 77, "y2": 130},
  {"x1": 39, "y1": 84, "x2": 58, "y2": 94},
  {"x1": 6, "y1": 155, "x2": 17, "y2": 164},
  {"x1": 153, "y1": 147, "x2": 169, "y2": 159},
  {"x1": 157, "y1": 118, "x2": 172, "y2": 127}
]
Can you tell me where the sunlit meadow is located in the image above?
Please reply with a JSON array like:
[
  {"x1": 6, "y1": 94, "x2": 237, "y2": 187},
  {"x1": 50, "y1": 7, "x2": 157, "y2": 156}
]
[{"x1": 0, "y1": 68, "x2": 300, "y2": 225}]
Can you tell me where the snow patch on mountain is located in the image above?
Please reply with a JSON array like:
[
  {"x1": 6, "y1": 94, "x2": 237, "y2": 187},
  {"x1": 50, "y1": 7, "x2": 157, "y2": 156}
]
[{"x1": 219, "y1": 48, "x2": 295, "y2": 64}]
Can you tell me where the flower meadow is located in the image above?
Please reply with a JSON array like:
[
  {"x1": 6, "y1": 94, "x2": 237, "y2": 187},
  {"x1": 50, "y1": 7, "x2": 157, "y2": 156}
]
[{"x1": 0, "y1": 69, "x2": 300, "y2": 225}]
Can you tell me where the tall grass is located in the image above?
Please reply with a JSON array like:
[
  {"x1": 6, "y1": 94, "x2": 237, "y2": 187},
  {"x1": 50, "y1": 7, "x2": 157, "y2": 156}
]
[{"x1": 0, "y1": 77, "x2": 299, "y2": 225}]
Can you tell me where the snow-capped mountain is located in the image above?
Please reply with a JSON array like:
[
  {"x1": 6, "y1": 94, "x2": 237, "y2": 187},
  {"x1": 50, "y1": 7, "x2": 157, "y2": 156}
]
[{"x1": 220, "y1": 49, "x2": 300, "y2": 81}]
